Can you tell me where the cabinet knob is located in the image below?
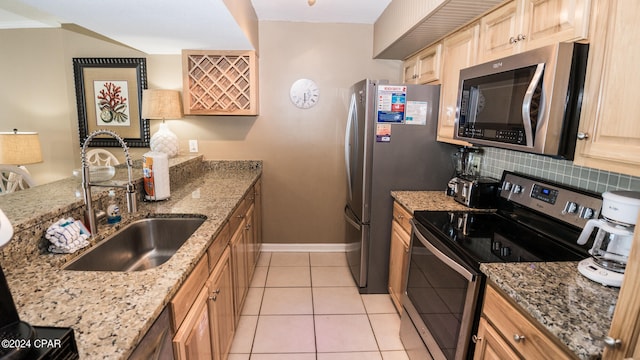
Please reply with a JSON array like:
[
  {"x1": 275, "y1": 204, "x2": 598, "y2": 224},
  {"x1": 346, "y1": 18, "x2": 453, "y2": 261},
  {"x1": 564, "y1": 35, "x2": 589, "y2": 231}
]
[
  {"x1": 209, "y1": 294, "x2": 217, "y2": 301},
  {"x1": 509, "y1": 36, "x2": 517, "y2": 44},
  {"x1": 517, "y1": 33, "x2": 526, "y2": 41},
  {"x1": 472, "y1": 335, "x2": 482, "y2": 343},
  {"x1": 513, "y1": 334, "x2": 525, "y2": 342},
  {"x1": 604, "y1": 337, "x2": 622, "y2": 348},
  {"x1": 577, "y1": 132, "x2": 590, "y2": 140}
]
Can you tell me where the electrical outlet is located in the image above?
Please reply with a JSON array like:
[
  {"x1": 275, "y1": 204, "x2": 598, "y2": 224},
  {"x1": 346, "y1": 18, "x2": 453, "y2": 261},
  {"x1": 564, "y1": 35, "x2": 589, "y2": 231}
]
[{"x1": 189, "y1": 139, "x2": 198, "y2": 153}]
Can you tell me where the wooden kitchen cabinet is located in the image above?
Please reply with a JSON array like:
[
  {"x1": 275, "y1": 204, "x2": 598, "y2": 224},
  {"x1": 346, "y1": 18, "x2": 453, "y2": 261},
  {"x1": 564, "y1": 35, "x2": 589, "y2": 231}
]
[
  {"x1": 230, "y1": 212, "x2": 248, "y2": 323},
  {"x1": 388, "y1": 202, "x2": 412, "y2": 313},
  {"x1": 182, "y1": 50, "x2": 259, "y2": 116},
  {"x1": 474, "y1": 283, "x2": 576, "y2": 360},
  {"x1": 474, "y1": 318, "x2": 520, "y2": 360},
  {"x1": 403, "y1": 56, "x2": 419, "y2": 84},
  {"x1": 254, "y1": 180, "x2": 262, "y2": 255},
  {"x1": 173, "y1": 285, "x2": 213, "y2": 360},
  {"x1": 171, "y1": 179, "x2": 262, "y2": 358},
  {"x1": 437, "y1": 23, "x2": 478, "y2": 146},
  {"x1": 478, "y1": 0, "x2": 591, "y2": 62},
  {"x1": 573, "y1": 0, "x2": 640, "y2": 177},
  {"x1": 230, "y1": 184, "x2": 261, "y2": 323},
  {"x1": 403, "y1": 42, "x2": 443, "y2": 84},
  {"x1": 207, "y1": 247, "x2": 235, "y2": 360}
]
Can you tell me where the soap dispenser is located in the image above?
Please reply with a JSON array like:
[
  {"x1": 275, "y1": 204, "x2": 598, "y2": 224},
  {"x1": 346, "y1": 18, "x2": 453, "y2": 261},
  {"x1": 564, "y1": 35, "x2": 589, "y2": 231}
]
[{"x1": 106, "y1": 190, "x2": 121, "y2": 224}]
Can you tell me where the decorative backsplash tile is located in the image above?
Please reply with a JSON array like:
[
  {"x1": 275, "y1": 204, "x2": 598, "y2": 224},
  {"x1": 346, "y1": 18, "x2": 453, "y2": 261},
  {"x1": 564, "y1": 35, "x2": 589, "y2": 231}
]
[{"x1": 480, "y1": 147, "x2": 640, "y2": 194}]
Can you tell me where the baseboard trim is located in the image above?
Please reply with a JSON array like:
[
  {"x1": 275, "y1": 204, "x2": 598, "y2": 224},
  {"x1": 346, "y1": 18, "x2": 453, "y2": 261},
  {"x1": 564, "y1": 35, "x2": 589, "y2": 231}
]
[{"x1": 260, "y1": 243, "x2": 347, "y2": 252}]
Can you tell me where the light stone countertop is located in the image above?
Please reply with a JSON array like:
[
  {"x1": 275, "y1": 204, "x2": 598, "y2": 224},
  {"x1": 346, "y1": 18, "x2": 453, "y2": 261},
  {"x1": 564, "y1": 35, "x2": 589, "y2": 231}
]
[
  {"x1": 481, "y1": 262, "x2": 618, "y2": 359},
  {"x1": 0, "y1": 157, "x2": 262, "y2": 359},
  {"x1": 391, "y1": 190, "x2": 618, "y2": 359},
  {"x1": 391, "y1": 190, "x2": 488, "y2": 213}
]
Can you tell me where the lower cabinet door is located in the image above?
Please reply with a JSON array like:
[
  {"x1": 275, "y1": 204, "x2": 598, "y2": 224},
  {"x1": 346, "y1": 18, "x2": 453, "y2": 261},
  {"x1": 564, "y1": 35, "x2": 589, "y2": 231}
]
[
  {"x1": 231, "y1": 221, "x2": 248, "y2": 323},
  {"x1": 474, "y1": 317, "x2": 519, "y2": 360},
  {"x1": 388, "y1": 220, "x2": 409, "y2": 313},
  {"x1": 208, "y1": 248, "x2": 235, "y2": 360},
  {"x1": 173, "y1": 286, "x2": 213, "y2": 360}
]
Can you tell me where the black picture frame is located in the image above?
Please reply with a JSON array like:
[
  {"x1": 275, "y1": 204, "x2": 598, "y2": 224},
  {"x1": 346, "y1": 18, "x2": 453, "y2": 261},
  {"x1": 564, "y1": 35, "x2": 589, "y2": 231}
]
[{"x1": 73, "y1": 57, "x2": 149, "y2": 147}]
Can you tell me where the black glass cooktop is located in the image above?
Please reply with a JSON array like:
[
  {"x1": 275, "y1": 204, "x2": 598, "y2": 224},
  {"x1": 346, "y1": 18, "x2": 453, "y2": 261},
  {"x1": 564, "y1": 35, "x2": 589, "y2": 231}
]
[{"x1": 413, "y1": 210, "x2": 591, "y2": 267}]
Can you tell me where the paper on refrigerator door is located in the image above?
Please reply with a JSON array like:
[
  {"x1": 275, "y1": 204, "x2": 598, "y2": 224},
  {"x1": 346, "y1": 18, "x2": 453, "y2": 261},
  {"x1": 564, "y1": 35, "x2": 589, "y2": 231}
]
[
  {"x1": 377, "y1": 85, "x2": 406, "y2": 123},
  {"x1": 405, "y1": 101, "x2": 428, "y2": 125}
]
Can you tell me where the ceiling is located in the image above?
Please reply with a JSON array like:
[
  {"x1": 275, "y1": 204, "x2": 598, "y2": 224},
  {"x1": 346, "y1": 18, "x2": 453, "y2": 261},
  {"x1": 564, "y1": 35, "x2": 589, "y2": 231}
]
[{"x1": 0, "y1": 0, "x2": 392, "y2": 54}]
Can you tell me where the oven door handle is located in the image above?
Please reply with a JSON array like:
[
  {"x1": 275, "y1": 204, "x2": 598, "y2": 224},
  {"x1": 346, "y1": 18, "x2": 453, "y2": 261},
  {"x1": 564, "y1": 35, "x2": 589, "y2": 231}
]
[
  {"x1": 411, "y1": 221, "x2": 477, "y2": 282},
  {"x1": 522, "y1": 63, "x2": 545, "y2": 148}
]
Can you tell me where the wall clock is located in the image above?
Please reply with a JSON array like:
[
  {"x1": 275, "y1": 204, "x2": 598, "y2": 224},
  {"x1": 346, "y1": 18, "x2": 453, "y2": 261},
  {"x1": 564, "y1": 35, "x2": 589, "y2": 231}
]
[{"x1": 289, "y1": 78, "x2": 319, "y2": 109}]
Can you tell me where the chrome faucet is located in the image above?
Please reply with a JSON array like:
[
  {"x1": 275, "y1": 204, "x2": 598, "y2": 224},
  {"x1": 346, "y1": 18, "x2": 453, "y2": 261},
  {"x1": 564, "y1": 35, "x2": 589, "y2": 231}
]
[{"x1": 81, "y1": 130, "x2": 137, "y2": 237}]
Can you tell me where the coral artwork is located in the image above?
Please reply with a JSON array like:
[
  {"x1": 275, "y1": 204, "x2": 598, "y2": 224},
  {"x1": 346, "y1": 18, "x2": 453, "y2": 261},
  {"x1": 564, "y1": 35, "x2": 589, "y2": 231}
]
[{"x1": 94, "y1": 80, "x2": 131, "y2": 126}]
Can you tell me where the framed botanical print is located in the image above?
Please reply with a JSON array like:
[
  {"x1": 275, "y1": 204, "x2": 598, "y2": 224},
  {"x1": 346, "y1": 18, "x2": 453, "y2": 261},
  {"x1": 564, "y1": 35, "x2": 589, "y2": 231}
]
[{"x1": 73, "y1": 57, "x2": 150, "y2": 147}]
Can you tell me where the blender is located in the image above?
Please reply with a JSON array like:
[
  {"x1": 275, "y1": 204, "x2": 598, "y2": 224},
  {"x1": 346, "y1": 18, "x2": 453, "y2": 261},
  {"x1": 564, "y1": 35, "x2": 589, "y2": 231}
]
[{"x1": 576, "y1": 191, "x2": 640, "y2": 287}]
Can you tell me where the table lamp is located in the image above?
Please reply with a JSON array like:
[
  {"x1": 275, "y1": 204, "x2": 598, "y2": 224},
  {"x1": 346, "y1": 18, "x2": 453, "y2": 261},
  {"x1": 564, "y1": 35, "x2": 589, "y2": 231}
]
[
  {"x1": 0, "y1": 129, "x2": 42, "y2": 168},
  {"x1": 141, "y1": 89, "x2": 182, "y2": 157}
]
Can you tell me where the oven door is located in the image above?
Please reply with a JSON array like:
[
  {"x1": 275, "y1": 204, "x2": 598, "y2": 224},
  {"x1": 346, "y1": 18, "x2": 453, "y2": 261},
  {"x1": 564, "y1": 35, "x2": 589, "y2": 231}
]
[{"x1": 401, "y1": 220, "x2": 482, "y2": 360}]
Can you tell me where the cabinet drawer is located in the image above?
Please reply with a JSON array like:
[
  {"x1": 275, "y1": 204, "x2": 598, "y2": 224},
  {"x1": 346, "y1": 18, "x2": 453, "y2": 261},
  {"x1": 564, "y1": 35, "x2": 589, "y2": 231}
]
[
  {"x1": 229, "y1": 196, "x2": 249, "y2": 232},
  {"x1": 208, "y1": 222, "x2": 230, "y2": 273},
  {"x1": 170, "y1": 255, "x2": 209, "y2": 330},
  {"x1": 482, "y1": 284, "x2": 575, "y2": 360},
  {"x1": 392, "y1": 202, "x2": 412, "y2": 234}
]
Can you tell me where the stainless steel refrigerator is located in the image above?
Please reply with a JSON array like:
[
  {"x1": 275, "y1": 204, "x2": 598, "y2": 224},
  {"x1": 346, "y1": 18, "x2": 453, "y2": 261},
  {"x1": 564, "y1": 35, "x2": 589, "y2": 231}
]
[{"x1": 344, "y1": 79, "x2": 455, "y2": 293}]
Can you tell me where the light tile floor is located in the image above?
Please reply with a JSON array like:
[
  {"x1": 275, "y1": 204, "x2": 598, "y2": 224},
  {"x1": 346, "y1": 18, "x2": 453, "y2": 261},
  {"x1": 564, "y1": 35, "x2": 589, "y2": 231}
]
[{"x1": 228, "y1": 252, "x2": 410, "y2": 360}]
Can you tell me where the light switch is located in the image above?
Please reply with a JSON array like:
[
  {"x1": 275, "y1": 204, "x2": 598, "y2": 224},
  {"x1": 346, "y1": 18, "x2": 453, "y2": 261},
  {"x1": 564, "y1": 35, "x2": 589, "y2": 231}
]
[{"x1": 189, "y1": 140, "x2": 198, "y2": 153}]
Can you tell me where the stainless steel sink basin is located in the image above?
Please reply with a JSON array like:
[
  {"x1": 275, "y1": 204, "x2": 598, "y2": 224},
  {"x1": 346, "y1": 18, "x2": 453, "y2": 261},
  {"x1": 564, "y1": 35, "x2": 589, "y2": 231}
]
[{"x1": 64, "y1": 216, "x2": 206, "y2": 271}]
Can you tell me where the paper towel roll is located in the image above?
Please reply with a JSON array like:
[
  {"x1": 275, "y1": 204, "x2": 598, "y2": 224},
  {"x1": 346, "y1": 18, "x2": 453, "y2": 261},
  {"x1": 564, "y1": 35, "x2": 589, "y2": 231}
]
[{"x1": 143, "y1": 151, "x2": 170, "y2": 201}]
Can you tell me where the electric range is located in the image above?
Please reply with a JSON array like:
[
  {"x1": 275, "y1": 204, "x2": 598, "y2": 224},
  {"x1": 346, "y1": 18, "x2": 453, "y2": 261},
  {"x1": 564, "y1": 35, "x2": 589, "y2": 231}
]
[{"x1": 400, "y1": 171, "x2": 603, "y2": 360}]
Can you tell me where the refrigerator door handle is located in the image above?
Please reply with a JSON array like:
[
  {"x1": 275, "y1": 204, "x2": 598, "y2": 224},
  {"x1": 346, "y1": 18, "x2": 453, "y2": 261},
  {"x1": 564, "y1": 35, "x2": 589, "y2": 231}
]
[
  {"x1": 344, "y1": 93, "x2": 356, "y2": 202},
  {"x1": 344, "y1": 205, "x2": 361, "y2": 231}
]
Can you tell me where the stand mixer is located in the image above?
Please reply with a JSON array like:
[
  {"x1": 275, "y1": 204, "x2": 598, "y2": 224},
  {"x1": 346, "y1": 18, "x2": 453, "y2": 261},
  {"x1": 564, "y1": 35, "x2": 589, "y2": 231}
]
[{"x1": 577, "y1": 191, "x2": 640, "y2": 287}]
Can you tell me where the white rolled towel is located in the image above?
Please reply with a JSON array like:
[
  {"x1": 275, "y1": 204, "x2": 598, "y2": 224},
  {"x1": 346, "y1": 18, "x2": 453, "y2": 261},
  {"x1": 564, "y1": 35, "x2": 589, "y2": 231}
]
[{"x1": 46, "y1": 218, "x2": 90, "y2": 254}]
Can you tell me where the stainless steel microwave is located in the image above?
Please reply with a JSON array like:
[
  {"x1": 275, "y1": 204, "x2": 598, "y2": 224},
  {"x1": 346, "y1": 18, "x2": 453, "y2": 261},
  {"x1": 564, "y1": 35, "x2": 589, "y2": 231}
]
[{"x1": 454, "y1": 42, "x2": 588, "y2": 159}]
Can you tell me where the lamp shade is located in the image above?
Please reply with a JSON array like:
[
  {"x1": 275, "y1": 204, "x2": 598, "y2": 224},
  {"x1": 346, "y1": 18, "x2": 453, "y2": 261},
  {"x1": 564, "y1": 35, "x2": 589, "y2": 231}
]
[
  {"x1": 141, "y1": 89, "x2": 183, "y2": 119},
  {"x1": 0, "y1": 131, "x2": 43, "y2": 165}
]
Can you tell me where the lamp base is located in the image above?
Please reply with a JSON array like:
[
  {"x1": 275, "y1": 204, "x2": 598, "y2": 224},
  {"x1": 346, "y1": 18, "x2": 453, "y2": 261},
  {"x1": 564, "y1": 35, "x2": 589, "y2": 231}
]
[{"x1": 150, "y1": 123, "x2": 178, "y2": 157}]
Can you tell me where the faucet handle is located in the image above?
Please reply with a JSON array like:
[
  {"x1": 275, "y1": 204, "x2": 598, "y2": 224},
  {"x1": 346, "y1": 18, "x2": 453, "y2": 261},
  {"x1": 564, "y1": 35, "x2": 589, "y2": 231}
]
[{"x1": 126, "y1": 185, "x2": 137, "y2": 213}]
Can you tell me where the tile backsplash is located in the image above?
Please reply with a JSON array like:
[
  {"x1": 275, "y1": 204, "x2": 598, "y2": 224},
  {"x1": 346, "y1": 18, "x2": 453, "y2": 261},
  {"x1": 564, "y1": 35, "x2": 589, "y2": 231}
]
[{"x1": 480, "y1": 147, "x2": 640, "y2": 194}]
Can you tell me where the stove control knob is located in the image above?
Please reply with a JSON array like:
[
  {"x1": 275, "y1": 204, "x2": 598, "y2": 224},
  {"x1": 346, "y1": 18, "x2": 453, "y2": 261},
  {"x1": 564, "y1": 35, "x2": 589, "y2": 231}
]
[
  {"x1": 580, "y1": 207, "x2": 595, "y2": 219},
  {"x1": 563, "y1": 201, "x2": 578, "y2": 214},
  {"x1": 500, "y1": 247, "x2": 511, "y2": 257},
  {"x1": 503, "y1": 181, "x2": 513, "y2": 191},
  {"x1": 512, "y1": 184, "x2": 523, "y2": 194}
]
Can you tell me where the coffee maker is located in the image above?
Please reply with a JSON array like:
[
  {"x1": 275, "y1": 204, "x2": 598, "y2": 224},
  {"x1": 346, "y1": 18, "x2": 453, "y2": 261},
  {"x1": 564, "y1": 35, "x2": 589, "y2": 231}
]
[{"x1": 576, "y1": 191, "x2": 640, "y2": 287}]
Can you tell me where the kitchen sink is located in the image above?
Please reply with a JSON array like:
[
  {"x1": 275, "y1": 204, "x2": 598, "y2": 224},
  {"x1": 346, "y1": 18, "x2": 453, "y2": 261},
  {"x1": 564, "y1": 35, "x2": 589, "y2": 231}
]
[{"x1": 63, "y1": 216, "x2": 206, "y2": 272}]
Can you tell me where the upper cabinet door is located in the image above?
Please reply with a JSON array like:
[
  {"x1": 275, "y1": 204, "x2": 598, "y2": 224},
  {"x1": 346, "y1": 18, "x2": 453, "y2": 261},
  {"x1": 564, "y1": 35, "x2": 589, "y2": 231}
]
[
  {"x1": 403, "y1": 42, "x2": 443, "y2": 85},
  {"x1": 416, "y1": 43, "x2": 443, "y2": 84},
  {"x1": 479, "y1": 1, "x2": 524, "y2": 62},
  {"x1": 403, "y1": 56, "x2": 418, "y2": 84},
  {"x1": 437, "y1": 24, "x2": 478, "y2": 146},
  {"x1": 573, "y1": 0, "x2": 640, "y2": 177},
  {"x1": 522, "y1": 0, "x2": 591, "y2": 50},
  {"x1": 479, "y1": 0, "x2": 591, "y2": 62}
]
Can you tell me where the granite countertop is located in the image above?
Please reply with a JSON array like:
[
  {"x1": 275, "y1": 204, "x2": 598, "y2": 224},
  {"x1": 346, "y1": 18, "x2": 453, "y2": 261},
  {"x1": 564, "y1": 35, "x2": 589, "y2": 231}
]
[
  {"x1": 0, "y1": 157, "x2": 262, "y2": 359},
  {"x1": 391, "y1": 190, "x2": 491, "y2": 213},
  {"x1": 482, "y1": 262, "x2": 618, "y2": 359},
  {"x1": 392, "y1": 190, "x2": 619, "y2": 359}
]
